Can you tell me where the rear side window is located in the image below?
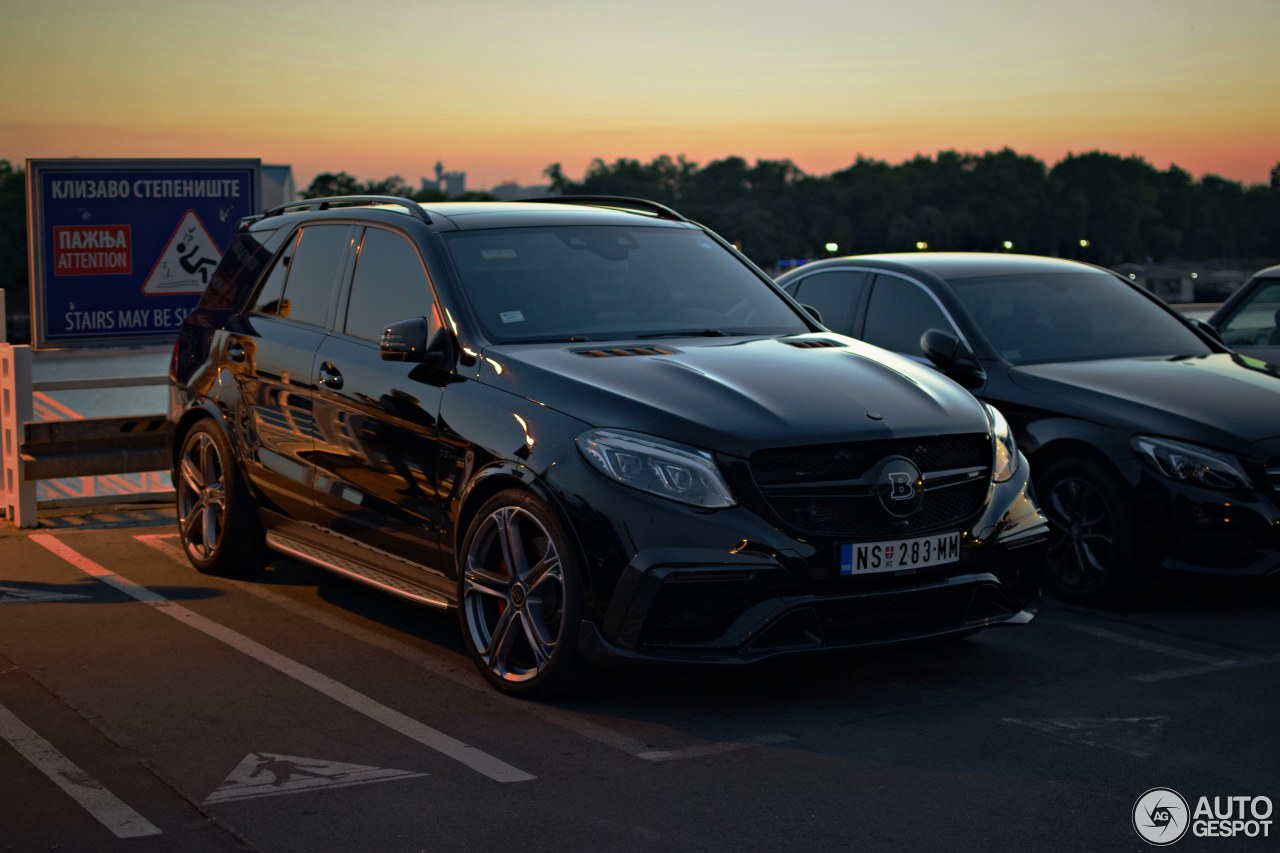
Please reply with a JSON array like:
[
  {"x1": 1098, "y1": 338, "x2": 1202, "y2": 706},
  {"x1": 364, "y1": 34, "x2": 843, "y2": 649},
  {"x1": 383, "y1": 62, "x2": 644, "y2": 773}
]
[
  {"x1": 344, "y1": 228, "x2": 435, "y2": 342},
  {"x1": 199, "y1": 227, "x2": 287, "y2": 313},
  {"x1": 255, "y1": 224, "x2": 353, "y2": 327},
  {"x1": 251, "y1": 230, "x2": 300, "y2": 315}
]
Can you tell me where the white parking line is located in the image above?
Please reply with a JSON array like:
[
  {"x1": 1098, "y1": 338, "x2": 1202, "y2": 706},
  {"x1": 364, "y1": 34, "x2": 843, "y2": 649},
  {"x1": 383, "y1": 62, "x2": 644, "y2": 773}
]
[
  {"x1": 1063, "y1": 623, "x2": 1222, "y2": 663},
  {"x1": 137, "y1": 534, "x2": 792, "y2": 763},
  {"x1": 1132, "y1": 655, "x2": 1279, "y2": 683},
  {"x1": 637, "y1": 734, "x2": 795, "y2": 762},
  {"x1": 1062, "y1": 621, "x2": 1279, "y2": 682},
  {"x1": 0, "y1": 701, "x2": 161, "y2": 838},
  {"x1": 31, "y1": 534, "x2": 534, "y2": 784}
]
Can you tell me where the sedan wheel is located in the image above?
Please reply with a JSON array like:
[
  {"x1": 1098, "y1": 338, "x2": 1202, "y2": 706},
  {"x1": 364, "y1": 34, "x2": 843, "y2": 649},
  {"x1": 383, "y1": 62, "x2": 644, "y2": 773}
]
[
  {"x1": 176, "y1": 420, "x2": 267, "y2": 576},
  {"x1": 459, "y1": 490, "x2": 587, "y2": 697},
  {"x1": 1036, "y1": 457, "x2": 1144, "y2": 604}
]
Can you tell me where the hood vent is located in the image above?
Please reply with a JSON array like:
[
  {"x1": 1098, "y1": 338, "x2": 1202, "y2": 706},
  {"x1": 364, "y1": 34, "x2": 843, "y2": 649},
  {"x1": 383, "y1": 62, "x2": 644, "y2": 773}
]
[
  {"x1": 575, "y1": 346, "x2": 675, "y2": 358},
  {"x1": 784, "y1": 339, "x2": 844, "y2": 349}
]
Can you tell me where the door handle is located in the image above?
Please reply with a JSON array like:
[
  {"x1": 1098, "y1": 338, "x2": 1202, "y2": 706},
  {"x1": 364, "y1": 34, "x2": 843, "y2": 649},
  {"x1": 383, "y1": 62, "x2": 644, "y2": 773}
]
[{"x1": 318, "y1": 363, "x2": 344, "y2": 390}]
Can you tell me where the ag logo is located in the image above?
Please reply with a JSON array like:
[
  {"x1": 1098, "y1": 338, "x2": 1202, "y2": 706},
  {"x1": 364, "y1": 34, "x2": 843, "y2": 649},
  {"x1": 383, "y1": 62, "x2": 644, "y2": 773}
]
[
  {"x1": 875, "y1": 457, "x2": 922, "y2": 517},
  {"x1": 1133, "y1": 788, "x2": 1190, "y2": 845}
]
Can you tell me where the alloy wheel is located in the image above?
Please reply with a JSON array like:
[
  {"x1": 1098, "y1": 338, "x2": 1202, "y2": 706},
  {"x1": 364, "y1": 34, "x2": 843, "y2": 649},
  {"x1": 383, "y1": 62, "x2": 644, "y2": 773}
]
[
  {"x1": 461, "y1": 505, "x2": 567, "y2": 684},
  {"x1": 178, "y1": 431, "x2": 227, "y2": 563},
  {"x1": 1043, "y1": 475, "x2": 1115, "y2": 590}
]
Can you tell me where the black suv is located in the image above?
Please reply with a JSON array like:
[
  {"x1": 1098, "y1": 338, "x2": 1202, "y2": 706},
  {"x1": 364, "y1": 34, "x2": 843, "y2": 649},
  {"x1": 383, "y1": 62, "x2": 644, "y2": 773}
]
[{"x1": 169, "y1": 196, "x2": 1047, "y2": 696}]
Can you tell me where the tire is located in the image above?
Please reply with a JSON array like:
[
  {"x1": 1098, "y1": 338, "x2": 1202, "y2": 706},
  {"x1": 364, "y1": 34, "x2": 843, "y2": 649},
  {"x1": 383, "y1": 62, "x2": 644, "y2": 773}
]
[
  {"x1": 1035, "y1": 457, "x2": 1146, "y2": 605},
  {"x1": 457, "y1": 489, "x2": 589, "y2": 698},
  {"x1": 175, "y1": 419, "x2": 268, "y2": 576}
]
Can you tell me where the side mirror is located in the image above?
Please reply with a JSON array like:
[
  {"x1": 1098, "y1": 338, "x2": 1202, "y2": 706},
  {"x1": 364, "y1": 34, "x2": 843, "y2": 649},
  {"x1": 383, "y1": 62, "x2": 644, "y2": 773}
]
[
  {"x1": 920, "y1": 328, "x2": 985, "y2": 389},
  {"x1": 1189, "y1": 317, "x2": 1224, "y2": 345},
  {"x1": 381, "y1": 317, "x2": 451, "y2": 370}
]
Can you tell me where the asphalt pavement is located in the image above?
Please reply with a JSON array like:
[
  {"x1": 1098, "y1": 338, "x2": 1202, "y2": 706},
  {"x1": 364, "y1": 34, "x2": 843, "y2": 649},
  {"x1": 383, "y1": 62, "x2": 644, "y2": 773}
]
[{"x1": 1, "y1": 511, "x2": 1277, "y2": 852}]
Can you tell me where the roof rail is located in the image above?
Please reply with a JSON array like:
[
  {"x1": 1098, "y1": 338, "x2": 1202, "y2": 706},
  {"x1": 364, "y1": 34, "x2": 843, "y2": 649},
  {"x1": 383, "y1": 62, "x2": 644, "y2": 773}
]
[
  {"x1": 265, "y1": 195, "x2": 432, "y2": 224},
  {"x1": 525, "y1": 195, "x2": 688, "y2": 223}
]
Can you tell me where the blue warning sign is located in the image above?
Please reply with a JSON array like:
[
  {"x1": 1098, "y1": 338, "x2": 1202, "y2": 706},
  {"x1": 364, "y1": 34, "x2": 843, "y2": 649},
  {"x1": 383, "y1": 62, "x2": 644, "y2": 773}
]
[{"x1": 27, "y1": 159, "x2": 261, "y2": 348}]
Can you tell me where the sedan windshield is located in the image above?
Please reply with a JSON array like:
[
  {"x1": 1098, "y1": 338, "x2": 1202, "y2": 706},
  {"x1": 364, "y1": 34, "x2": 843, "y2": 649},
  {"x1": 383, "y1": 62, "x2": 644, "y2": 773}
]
[
  {"x1": 442, "y1": 225, "x2": 808, "y2": 343},
  {"x1": 949, "y1": 271, "x2": 1213, "y2": 365}
]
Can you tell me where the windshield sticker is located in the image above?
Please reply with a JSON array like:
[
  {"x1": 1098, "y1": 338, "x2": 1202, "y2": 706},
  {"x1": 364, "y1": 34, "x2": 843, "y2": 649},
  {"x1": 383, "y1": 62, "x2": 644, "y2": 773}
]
[
  {"x1": 481, "y1": 248, "x2": 518, "y2": 260},
  {"x1": 499, "y1": 310, "x2": 526, "y2": 324}
]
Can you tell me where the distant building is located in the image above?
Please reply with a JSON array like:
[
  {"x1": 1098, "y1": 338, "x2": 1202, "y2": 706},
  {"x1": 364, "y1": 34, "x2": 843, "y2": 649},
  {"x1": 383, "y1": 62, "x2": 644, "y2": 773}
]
[
  {"x1": 418, "y1": 163, "x2": 550, "y2": 200},
  {"x1": 489, "y1": 182, "x2": 552, "y2": 201},
  {"x1": 261, "y1": 164, "x2": 297, "y2": 209},
  {"x1": 420, "y1": 161, "x2": 467, "y2": 198}
]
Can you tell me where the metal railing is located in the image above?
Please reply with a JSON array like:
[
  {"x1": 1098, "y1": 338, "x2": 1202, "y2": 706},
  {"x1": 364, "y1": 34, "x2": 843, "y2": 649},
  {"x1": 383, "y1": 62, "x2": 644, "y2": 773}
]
[{"x1": 1, "y1": 343, "x2": 172, "y2": 527}]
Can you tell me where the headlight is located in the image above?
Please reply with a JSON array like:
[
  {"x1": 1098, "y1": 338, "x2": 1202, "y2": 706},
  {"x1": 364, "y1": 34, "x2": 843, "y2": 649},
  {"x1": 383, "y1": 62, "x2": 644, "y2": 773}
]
[
  {"x1": 984, "y1": 403, "x2": 1018, "y2": 483},
  {"x1": 1132, "y1": 436, "x2": 1251, "y2": 491},
  {"x1": 576, "y1": 429, "x2": 736, "y2": 508}
]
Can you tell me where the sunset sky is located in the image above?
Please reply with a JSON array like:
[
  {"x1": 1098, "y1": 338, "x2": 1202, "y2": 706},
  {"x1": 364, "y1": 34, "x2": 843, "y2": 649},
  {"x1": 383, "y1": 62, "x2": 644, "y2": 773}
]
[{"x1": 2, "y1": 0, "x2": 1277, "y2": 191}]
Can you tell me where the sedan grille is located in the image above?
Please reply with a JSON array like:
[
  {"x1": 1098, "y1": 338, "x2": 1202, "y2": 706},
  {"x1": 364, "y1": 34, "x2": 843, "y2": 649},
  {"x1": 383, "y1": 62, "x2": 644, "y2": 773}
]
[{"x1": 748, "y1": 434, "x2": 992, "y2": 537}]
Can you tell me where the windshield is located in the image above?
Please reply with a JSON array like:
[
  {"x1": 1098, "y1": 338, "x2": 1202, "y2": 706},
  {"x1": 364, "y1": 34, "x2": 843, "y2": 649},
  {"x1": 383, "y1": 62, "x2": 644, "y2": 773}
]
[
  {"x1": 949, "y1": 271, "x2": 1213, "y2": 365},
  {"x1": 442, "y1": 225, "x2": 808, "y2": 343}
]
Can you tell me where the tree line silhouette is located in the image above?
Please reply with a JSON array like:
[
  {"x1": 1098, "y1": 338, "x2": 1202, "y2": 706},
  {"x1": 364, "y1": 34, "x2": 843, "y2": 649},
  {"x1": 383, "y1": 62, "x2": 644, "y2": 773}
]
[
  {"x1": 543, "y1": 150, "x2": 1280, "y2": 270},
  {"x1": 302, "y1": 150, "x2": 1280, "y2": 269},
  {"x1": 3, "y1": 151, "x2": 1278, "y2": 341}
]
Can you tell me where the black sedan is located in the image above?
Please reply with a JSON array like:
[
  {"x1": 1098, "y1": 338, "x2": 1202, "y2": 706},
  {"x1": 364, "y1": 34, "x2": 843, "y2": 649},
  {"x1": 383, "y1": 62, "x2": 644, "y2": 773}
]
[
  {"x1": 1209, "y1": 263, "x2": 1280, "y2": 367},
  {"x1": 778, "y1": 252, "x2": 1280, "y2": 604}
]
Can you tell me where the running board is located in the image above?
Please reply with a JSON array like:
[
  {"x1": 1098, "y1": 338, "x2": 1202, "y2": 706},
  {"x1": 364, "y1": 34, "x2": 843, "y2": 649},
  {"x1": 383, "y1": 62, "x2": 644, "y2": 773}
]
[{"x1": 266, "y1": 531, "x2": 451, "y2": 610}]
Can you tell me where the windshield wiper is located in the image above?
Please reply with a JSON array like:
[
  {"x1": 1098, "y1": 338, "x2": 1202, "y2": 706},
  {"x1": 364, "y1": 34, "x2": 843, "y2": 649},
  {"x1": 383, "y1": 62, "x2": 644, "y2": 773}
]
[{"x1": 636, "y1": 329, "x2": 730, "y2": 339}]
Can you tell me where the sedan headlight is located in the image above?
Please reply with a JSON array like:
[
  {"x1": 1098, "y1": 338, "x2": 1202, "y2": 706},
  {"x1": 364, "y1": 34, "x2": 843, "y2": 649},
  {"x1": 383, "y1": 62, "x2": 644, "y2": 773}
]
[
  {"x1": 1132, "y1": 436, "x2": 1251, "y2": 491},
  {"x1": 577, "y1": 429, "x2": 736, "y2": 508},
  {"x1": 984, "y1": 403, "x2": 1019, "y2": 483}
]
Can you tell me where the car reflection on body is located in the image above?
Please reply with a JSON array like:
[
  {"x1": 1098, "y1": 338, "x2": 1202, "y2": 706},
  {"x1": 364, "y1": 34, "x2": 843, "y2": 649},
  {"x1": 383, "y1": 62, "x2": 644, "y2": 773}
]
[{"x1": 777, "y1": 252, "x2": 1280, "y2": 605}]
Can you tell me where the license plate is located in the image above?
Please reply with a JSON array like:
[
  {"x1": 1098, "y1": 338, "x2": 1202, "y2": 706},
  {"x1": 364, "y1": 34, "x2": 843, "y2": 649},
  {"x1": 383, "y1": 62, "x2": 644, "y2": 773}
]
[{"x1": 839, "y1": 531, "x2": 961, "y2": 575}]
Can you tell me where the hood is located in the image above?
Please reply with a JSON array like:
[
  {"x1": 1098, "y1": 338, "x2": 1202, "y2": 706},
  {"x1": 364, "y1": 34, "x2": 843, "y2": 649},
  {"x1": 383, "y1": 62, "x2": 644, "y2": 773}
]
[
  {"x1": 1010, "y1": 354, "x2": 1280, "y2": 454},
  {"x1": 477, "y1": 335, "x2": 989, "y2": 457}
]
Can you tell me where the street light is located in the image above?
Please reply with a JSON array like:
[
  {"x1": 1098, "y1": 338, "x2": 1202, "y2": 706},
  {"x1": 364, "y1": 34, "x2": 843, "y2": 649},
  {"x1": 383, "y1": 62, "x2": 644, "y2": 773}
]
[
  {"x1": 1002, "y1": 241, "x2": 1014, "y2": 251},
  {"x1": 825, "y1": 242, "x2": 839, "y2": 253},
  {"x1": 1079, "y1": 239, "x2": 1090, "y2": 248},
  {"x1": 915, "y1": 241, "x2": 928, "y2": 251}
]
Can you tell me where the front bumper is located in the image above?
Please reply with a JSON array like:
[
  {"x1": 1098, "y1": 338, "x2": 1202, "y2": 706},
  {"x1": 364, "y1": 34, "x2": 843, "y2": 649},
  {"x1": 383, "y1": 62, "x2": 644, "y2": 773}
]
[
  {"x1": 580, "y1": 571, "x2": 1037, "y2": 666},
  {"x1": 578, "y1": 528, "x2": 1044, "y2": 666},
  {"x1": 562, "y1": 452, "x2": 1048, "y2": 666},
  {"x1": 1144, "y1": 473, "x2": 1280, "y2": 576}
]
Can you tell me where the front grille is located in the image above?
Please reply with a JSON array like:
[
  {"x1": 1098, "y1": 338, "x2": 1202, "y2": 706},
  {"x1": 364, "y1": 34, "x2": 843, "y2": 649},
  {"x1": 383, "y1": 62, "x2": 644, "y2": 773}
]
[{"x1": 749, "y1": 434, "x2": 992, "y2": 537}]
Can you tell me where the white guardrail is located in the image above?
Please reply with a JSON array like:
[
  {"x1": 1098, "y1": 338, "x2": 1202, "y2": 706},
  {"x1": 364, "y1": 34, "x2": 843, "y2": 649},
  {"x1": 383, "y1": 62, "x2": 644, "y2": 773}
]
[{"x1": 1, "y1": 343, "x2": 173, "y2": 527}]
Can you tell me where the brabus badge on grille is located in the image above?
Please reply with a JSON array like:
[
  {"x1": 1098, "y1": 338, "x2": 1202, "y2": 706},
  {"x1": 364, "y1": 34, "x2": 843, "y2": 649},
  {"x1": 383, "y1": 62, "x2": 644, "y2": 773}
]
[{"x1": 876, "y1": 457, "x2": 923, "y2": 517}]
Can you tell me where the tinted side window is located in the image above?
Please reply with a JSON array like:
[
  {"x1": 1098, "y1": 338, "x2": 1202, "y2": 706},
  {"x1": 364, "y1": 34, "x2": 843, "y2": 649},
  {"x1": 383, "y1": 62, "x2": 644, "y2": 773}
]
[
  {"x1": 344, "y1": 229, "x2": 435, "y2": 342},
  {"x1": 251, "y1": 229, "x2": 300, "y2": 315},
  {"x1": 201, "y1": 227, "x2": 287, "y2": 313},
  {"x1": 1218, "y1": 280, "x2": 1280, "y2": 346},
  {"x1": 276, "y1": 225, "x2": 353, "y2": 327},
  {"x1": 791, "y1": 270, "x2": 868, "y2": 333},
  {"x1": 862, "y1": 274, "x2": 952, "y2": 355}
]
